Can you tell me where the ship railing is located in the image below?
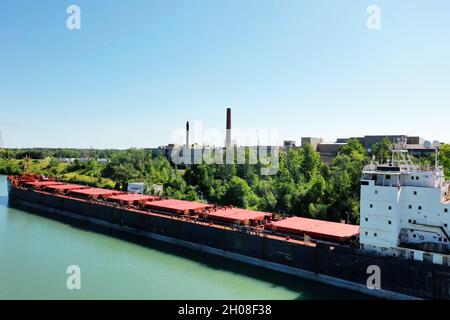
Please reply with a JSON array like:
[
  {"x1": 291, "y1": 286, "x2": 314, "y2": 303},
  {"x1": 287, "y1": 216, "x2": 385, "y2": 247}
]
[
  {"x1": 268, "y1": 230, "x2": 314, "y2": 243},
  {"x1": 375, "y1": 180, "x2": 401, "y2": 187},
  {"x1": 32, "y1": 186, "x2": 328, "y2": 242}
]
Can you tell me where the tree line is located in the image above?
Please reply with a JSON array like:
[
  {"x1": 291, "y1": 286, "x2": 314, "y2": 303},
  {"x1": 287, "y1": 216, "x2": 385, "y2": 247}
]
[{"x1": 1, "y1": 138, "x2": 449, "y2": 225}]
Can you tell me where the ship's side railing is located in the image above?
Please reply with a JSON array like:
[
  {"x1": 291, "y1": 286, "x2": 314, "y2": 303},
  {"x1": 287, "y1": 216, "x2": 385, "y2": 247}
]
[{"x1": 375, "y1": 180, "x2": 401, "y2": 187}]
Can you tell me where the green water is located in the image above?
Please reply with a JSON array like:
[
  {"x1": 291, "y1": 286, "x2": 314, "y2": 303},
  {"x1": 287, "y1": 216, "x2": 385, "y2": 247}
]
[{"x1": 0, "y1": 176, "x2": 370, "y2": 300}]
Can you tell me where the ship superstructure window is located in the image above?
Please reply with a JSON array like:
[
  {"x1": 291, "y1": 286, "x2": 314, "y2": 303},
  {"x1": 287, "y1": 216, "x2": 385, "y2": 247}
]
[
  {"x1": 365, "y1": 218, "x2": 368, "y2": 222},
  {"x1": 370, "y1": 204, "x2": 373, "y2": 208},
  {"x1": 388, "y1": 220, "x2": 392, "y2": 225},
  {"x1": 365, "y1": 232, "x2": 368, "y2": 236},
  {"x1": 418, "y1": 206, "x2": 422, "y2": 210},
  {"x1": 414, "y1": 191, "x2": 417, "y2": 195},
  {"x1": 416, "y1": 177, "x2": 419, "y2": 180},
  {"x1": 409, "y1": 205, "x2": 412, "y2": 209},
  {"x1": 388, "y1": 206, "x2": 392, "y2": 210},
  {"x1": 386, "y1": 175, "x2": 391, "y2": 180},
  {"x1": 445, "y1": 224, "x2": 448, "y2": 228},
  {"x1": 411, "y1": 176, "x2": 415, "y2": 180},
  {"x1": 374, "y1": 233, "x2": 377, "y2": 237},
  {"x1": 445, "y1": 208, "x2": 448, "y2": 213},
  {"x1": 375, "y1": 190, "x2": 378, "y2": 195}
]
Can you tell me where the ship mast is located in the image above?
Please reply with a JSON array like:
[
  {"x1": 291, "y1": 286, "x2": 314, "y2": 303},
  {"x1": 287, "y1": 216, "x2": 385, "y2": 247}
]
[
  {"x1": 391, "y1": 137, "x2": 415, "y2": 170},
  {"x1": 434, "y1": 141, "x2": 440, "y2": 172},
  {"x1": 23, "y1": 155, "x2": 31, "y2": 175}
]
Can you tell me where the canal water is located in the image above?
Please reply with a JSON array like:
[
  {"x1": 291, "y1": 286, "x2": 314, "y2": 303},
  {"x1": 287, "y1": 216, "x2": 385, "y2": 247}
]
[{"x1": 0, "y1": 175, "x2": 370, "y2": 300}]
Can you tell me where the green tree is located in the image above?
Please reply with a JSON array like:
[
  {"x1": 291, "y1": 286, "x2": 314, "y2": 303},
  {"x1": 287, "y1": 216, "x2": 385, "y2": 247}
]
[
  {"x1": 47, "y1": 157, "x2": 60, "y2": 176},
  {"x1": 371, "y1": 138, "x2": 392, "y2": 163},
  {"x1": 0, "y1": 159, "x2": 23, "y2": 175},
  {"x1": 326, "y1": 154, "x2": 364, "y2": 223},
  {"x1": 340, "y1": 139, "x2": 368, "y2": 162},
  {"x1": 440, "y1": 144, "x2": 450, "y2": 178},
  {"x1": 254, "y1": 178, "x2": 277, "y2": 212},
  {"x1": 85, "y1": 160, "x2": 102, "y2": 179},
  {"x1": 110, "y1": 163, "x2": 140, "y2": 190},
  {"x1": 300, "y1": 144, "x2": 322, "y2": 181},
  {"x1": 222, "y1": 176, "x2": 260, "y2": 209}
]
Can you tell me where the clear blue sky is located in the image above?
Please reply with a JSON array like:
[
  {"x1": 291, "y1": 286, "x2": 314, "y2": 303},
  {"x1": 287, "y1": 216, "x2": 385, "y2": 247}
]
[{"x1": 1, "y1": 0, "x2": 450, "y2": 148}]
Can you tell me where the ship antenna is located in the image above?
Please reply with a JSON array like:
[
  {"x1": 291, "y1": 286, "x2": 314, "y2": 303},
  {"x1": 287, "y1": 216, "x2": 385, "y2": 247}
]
[{"x1": 433, "y1": 140, "x2": 441, "y2": 171}]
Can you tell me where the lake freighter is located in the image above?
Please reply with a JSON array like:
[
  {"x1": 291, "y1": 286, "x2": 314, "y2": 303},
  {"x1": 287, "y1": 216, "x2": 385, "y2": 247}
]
[{"x1": 6, "y1": 148, "x2": 450, "y2": 300}]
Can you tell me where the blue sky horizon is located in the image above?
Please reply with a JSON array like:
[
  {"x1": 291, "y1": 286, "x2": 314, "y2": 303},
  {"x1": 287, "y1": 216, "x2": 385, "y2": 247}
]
[{"x1": 1, "y1": 0, "x2": 450, "y2": 149}]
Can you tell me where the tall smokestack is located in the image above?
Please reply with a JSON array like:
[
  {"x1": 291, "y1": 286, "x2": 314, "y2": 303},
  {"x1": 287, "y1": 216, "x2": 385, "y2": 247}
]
[
  {"x1": 226, "y1": 108, "x2": 231, "y2": 148},
  {"x1": 186, "y1": 121, "x2": 190, "y2": 149}
]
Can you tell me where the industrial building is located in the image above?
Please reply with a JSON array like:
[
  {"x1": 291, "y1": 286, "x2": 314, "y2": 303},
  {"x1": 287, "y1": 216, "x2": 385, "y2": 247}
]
[
  {"x1": 336, "y1": 135, "x2": 425, "y2": 151},
  {"x1": 150, "y1": 107, "x2": 440, "y2": 166},
  {"x1": 300, "y1": 135, "x2": 438, "y2": 163},
  {"x1": 151, "y1": 108, "x2": 280, "y2": 167}
]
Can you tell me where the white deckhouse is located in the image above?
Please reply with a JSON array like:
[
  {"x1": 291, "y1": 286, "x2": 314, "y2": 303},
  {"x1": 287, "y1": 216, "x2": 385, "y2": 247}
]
[{"x1": 360, "y1": 140, "x2": 450, "y2": 265}]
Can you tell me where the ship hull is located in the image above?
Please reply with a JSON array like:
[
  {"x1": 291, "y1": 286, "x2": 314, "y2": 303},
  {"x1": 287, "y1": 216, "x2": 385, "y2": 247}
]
[{"x1": 7, "y1": 187, "x2": 450, "y2": 300}]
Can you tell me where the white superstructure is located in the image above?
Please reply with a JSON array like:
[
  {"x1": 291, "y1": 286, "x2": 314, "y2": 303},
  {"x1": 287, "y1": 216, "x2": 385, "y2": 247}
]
[{"x1": 360, "y1": 143, "x2": 450, "y2": 265}]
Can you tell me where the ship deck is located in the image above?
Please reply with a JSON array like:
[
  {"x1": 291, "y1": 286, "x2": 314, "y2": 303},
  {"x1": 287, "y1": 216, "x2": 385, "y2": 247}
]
[
  {"x1": 17, "y1": 187, "x2": 319, "y2": 248},
  {"x1": 8, "y1": 176, "x2": 359, "y2": 248}
]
